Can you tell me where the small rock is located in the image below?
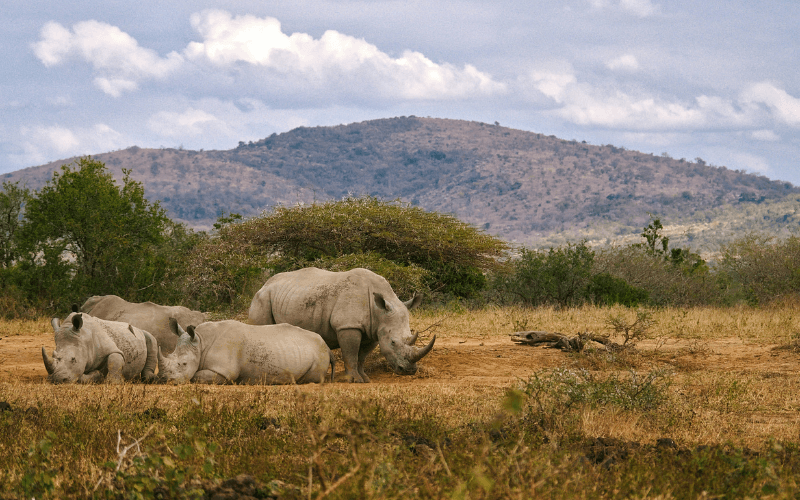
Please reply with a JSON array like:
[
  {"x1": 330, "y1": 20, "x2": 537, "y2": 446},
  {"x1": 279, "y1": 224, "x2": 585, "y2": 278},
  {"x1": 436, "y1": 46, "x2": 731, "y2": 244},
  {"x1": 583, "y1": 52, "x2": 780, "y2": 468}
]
[{"x1": 0, "y1": 401, "x2": 11, "y2": 412}]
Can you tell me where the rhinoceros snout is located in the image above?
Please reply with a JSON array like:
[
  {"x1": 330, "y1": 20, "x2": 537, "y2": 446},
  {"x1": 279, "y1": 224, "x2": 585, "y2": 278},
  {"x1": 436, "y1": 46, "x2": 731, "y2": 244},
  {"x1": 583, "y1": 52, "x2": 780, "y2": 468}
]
[{"x1": 392, "y1": 363, "x2": 418, "y2": 375}]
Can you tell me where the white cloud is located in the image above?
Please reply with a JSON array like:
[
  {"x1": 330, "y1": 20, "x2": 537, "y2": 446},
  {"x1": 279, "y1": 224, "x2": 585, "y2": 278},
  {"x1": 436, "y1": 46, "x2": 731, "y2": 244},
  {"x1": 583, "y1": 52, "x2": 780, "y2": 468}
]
[
  {"x1": 183, "y1": 10, "x2": 505, "y2": 100},
  {"x1": 19, "y1": 124, "x2": 125, "y2": 165},
  {"x1": 32, "y1": 20, "x2": 183, "y2": 96},
  {"x1": 588, "y1": 0, "x2": 659, "y2": 17},
  {"x1": 751, "y1": 129, "x2": 780, "y2": 141},
  {"x1": 148, "y1": 108, "x2": 221, "y2": 137},
  {"x1": 619, "y1": 0, "x2": 659, "y2": 17},
  {"x1": 522, "y1": 69, "x2": 763, "y2": 130},
  {"x1": 740, "y1": 82, "x2": 800, "y2": 126},
  {"x1": 606, "y1": 54, "x2": 639, "y2": 71},
  {"x1": 728, "y1": 152, "x2": 771, "y2": 174}
]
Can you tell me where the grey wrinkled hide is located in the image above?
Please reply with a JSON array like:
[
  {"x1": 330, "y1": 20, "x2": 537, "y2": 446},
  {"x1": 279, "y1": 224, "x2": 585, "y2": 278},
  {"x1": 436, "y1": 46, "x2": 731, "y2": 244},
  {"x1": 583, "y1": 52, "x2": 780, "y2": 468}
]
[
  {"x1": 42, "y1": 313, "x2": 158, "y2": 384},
  {"x1": 80, "y1": 295, "x2": 207, "y2": 354},
  {"x1": 157, "y1": 320, "x2": 333, "y2": 385},
  {"x1": 248, "y1": 267, "x2": 434, "y2": 383}
]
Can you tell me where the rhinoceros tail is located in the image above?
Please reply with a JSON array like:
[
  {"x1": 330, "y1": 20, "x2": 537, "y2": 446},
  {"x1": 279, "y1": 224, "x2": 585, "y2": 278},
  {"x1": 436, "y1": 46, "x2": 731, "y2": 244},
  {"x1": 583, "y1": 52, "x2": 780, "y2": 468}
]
[{"x1": 329, "y1": 351, "x2": 335, "y2": 383}]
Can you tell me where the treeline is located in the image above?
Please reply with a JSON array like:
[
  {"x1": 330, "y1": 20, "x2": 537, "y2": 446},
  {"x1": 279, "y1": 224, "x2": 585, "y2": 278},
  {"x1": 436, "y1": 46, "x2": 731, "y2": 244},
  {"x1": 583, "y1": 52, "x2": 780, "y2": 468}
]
[{"x1": 0, "y1": 158, "x2": 798, "y2": 318}]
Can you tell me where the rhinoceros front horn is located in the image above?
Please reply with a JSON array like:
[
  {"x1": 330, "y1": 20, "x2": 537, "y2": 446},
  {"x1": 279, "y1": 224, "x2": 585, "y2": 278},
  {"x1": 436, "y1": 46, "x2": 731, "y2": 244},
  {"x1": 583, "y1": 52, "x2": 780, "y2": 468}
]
[
  {"x1": 407, "y1": 334, "x2": 436, "y2": 363},
  {"x1": 42, "y1": 347, "x2": 54, "y2": 375}
]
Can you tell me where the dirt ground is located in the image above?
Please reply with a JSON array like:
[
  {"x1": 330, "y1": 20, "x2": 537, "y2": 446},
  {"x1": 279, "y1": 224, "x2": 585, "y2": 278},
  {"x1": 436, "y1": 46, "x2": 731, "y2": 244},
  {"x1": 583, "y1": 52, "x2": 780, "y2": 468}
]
[{"x1": 3, "y1": 332, "x2": 798, "y2": 386}]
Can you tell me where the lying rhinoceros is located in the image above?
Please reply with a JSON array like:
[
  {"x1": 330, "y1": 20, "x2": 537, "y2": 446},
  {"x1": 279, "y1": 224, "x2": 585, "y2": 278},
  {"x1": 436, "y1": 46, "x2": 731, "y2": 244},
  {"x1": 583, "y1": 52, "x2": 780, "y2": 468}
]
[
  {"x1": 157, "y1": 318, "x2": 333, "y2": 385},
  {"x1": 248, "y1": 267, "x2": 434, "y2": 383},
  {"x1": 80, "y1": 295, "x2": 207, "y2": 354},
  {"x1": 42, "y1": 313, "x2": 158, "y2": 384}
]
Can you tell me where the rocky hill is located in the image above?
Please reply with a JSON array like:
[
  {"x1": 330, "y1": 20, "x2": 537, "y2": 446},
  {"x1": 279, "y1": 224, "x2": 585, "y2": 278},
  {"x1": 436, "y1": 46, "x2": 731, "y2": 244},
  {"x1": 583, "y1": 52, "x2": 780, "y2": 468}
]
[{"x1": 4, "y1": 117, "x2": 799, "y2": 251}]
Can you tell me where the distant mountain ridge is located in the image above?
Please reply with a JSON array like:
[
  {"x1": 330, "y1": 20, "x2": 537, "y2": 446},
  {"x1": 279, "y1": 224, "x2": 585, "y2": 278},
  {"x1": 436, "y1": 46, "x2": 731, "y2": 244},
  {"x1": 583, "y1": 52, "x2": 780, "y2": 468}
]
[{"x1": 5, "y1": 117, "x2": 799, "y2": 251}]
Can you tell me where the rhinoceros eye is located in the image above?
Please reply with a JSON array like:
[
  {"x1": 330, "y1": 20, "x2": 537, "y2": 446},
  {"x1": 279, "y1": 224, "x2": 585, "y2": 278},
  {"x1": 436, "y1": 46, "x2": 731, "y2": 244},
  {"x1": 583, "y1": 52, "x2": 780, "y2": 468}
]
[{"x1": 70, "y1": 357, "x2": 77, "y2": 364}]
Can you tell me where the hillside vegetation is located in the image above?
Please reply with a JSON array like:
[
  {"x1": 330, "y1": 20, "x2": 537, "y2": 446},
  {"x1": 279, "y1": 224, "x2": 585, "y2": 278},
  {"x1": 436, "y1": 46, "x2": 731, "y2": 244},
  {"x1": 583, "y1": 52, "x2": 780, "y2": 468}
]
[{"x1": 4, "y1": 117, "x2": 798, "y2": 249}]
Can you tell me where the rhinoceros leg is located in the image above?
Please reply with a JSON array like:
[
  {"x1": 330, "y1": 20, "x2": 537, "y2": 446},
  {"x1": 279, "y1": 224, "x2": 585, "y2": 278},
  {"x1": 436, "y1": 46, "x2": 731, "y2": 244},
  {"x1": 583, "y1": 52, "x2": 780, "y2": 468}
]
[
  {"x1": 105, "y1": 352, "x2": 125, "y2": 384},
  {"x1": 191, "y1": 370, "x2": 231, "y2": 385},
  {"x1": 357, "y1": 341, "x2": 377, "y2": 383},
  {"x1": 337, "y1": 328, "x2": 366, "y2": 383},
  {"x1": 79, "y1": 371, "x2": 104, "y2": 384}
]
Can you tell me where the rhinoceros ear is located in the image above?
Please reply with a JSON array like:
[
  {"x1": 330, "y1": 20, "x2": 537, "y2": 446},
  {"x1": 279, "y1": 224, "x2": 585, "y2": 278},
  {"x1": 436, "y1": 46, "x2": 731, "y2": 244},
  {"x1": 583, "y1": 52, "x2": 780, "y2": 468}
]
[
  {"x1": 403, "y1": 294, "x2": 423, "y2": 310},
  {"x1": 168, "y1": 317, "x2": 184, "y2": 337},
  {"x1": 186, "y1": 325, "x2": 196, "y2": 340},
  {"x1": 50, "y1": 318, "x2": 60, "y2": 333},
  {"x1": 72, "y1": 314, "x2": 83, "y2": 331},
  {"x1": 71, "y1": 304, "x2": 79, "y2": 313},
  {"x1": 373, "y1": 292, "x2": 393, "y2": 312}
]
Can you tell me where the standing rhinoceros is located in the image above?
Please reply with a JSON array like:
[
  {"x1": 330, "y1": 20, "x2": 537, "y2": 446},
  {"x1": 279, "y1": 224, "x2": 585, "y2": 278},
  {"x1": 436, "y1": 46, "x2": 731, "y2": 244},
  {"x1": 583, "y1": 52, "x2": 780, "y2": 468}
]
[
  {"x1": 157, "y1": 318, "x2": 333, "y2": 385},
  {"x1": 42, "y1": 313, "x2": 158, "y2": 384},
  {"x1": 80, "y1": 295, "x2": 207, "y2": 355},
  {"x1": 248, "y1": 267, "x2": 435, "y2": 383}
]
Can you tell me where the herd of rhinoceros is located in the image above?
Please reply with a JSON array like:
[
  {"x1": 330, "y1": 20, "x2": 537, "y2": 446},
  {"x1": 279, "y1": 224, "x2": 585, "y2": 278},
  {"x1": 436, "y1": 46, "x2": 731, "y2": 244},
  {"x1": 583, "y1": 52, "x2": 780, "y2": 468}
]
[{"x1": 41, "y1": 267, "x2": 436, "y2": 385}]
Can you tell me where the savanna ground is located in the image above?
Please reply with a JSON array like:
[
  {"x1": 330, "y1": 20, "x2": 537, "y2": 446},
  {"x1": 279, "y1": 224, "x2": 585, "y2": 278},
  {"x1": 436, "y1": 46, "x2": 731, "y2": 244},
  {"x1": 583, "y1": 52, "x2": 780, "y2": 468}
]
[{"x1": 2, "y1": 304, "x2": 800, "y2": 498}]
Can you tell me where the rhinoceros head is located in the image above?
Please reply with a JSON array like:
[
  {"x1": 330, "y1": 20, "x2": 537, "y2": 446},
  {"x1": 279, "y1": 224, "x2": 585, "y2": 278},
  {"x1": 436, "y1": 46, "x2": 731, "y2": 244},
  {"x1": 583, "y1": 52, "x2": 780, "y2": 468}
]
[
  {"x1": 156, "y1": 318, "x2": 201, "y2": 384},
  {"x1": 373, "y1": 292, "x2": 435, "y2": 375},
  {"x1": 42, "y1": 314, "x2": 91, "y2": 384}
]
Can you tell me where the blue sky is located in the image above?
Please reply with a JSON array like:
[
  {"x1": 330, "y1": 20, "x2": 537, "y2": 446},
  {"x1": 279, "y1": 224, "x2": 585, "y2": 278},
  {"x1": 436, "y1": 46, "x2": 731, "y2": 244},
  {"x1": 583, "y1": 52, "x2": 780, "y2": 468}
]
[{"x1": 3, "y1": 1, "x2": 800, "y2": 184}]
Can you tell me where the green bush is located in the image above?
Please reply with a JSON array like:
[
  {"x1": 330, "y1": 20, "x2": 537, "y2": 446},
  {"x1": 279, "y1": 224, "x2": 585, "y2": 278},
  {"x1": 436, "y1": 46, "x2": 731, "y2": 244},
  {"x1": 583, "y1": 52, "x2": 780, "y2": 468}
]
[
  {"x1": 717, "y1": 234, "x2": 800, "y2": 305},
  {"x1": 587, "y1": 272, "x2": 650, "y2": 307},
  {"x1": 494, "y1": 242, "x2": 594, "y2": 307},
  {"x1": 214, "y1": 196, "x2": 507, "y2": 300}
]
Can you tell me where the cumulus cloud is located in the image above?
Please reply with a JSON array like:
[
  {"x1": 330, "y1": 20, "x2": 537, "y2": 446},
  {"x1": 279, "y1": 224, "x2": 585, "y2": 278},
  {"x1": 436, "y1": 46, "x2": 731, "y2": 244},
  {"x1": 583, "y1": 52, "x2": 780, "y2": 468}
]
[
  {"x1": 183, "y1": 10, "x2": 504, "y2": 100},
  {"x1": 521, "y1": 69, "x2": 766, "y2": 130},
  {"x1": 148, "y1": 108, "x2": 222, "y2": 137},
  {"x1": 751, "y1": 129, "x2": 780, "y2": 141},
  {"x1": 606, "y1": 54, "x2": 639, "y2": 71},
  {"x1": 589, "y1": 0, "x2": 660, "y2": 17},
  {"x1": 32, "y1": 11, "x2": 504, "y2": 103},
  {"x1": 741, "y1": 82, "x2": 800, "y2": 126},
  {"x1": 19, "y1": 124, "x2": 125, "y2": 165},
  {"x1": 32, "y1": 20, "x2": 184, "y2": 96}
]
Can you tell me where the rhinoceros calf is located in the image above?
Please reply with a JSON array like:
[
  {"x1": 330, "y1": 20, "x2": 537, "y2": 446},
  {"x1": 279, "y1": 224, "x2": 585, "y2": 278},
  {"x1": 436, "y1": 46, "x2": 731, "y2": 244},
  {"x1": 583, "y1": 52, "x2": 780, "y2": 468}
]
[
  {"x1": 80, "y1": 295, "x2": 207, "y2": 355},
  {"x1": 248, "y1": 267, "x2": 435, "y2": 383},
  {"x1": 42, "y1": 313, "x2": 158, "y2": 384},
  {"x1": 157, "y1": 319, "x2": 333, "y2": 385}
]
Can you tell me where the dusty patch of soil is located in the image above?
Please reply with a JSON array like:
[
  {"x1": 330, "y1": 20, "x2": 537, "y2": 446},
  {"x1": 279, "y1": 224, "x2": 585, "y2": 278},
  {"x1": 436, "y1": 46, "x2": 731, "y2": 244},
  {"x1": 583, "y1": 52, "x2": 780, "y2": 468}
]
[{"x1": 5, "y1": 333, "x2": 798, "y2": 385}]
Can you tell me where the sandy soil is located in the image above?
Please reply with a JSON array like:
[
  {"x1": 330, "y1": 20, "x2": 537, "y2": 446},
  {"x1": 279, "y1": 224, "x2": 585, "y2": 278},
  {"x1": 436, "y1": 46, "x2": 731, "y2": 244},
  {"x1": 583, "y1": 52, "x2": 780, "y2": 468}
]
[{"x1": 3, "y1": 333, "x2": 798, "y2": 385}]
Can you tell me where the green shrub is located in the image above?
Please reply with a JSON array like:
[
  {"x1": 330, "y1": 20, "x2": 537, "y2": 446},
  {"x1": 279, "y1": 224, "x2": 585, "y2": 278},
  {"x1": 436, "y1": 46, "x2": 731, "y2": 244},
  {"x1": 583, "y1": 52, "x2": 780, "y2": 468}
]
[
  {"x1": 587, "y1": 272, "x2": 649, "y2": 307},
  {"x1": 216, "y1": 196, "x2": 507, "y2": 300},
  {"x1": 717, "y1": 234, "x2": 800, "y2": 305},
  {"x1": 494, "y1": 241, "x2": 594, "y2": 307}
]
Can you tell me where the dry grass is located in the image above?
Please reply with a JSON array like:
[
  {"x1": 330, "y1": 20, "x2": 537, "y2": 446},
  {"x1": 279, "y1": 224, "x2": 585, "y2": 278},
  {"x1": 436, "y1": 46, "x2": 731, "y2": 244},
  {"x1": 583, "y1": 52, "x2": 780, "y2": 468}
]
[
  {"x1": 0, "y1": 317, "x2": 50, "y2": 337},
  {"x1": 3, "y1": 304, "x2": 800, "y2": 498}
]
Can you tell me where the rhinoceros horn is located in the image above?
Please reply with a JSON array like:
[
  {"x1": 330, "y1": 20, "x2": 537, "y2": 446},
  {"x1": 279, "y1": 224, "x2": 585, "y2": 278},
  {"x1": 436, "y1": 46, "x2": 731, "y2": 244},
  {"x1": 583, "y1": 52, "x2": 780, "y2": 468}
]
[
  {"x1": 157, "y1": 346, "x2": 166, "y2": 367},
  {"x1": 407, "y1": 331, "x2": 418, "y2": 345},
  {"x1": 42, "y1": 347, "x2": 54, "y2": 375},
  {"x1": 406, "y1": 334, "x2": 436, "y2": 363}
]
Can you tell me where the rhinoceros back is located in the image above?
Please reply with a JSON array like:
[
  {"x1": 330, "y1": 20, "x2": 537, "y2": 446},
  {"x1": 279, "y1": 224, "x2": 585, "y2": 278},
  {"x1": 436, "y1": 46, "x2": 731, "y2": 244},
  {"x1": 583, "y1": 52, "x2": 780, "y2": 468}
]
[
  {"x1": 249, "y1": 268, "x2": 377, "y2": 345},
  {"x1": 81, "y1": 295, "x2": 207, "y2": 354}
]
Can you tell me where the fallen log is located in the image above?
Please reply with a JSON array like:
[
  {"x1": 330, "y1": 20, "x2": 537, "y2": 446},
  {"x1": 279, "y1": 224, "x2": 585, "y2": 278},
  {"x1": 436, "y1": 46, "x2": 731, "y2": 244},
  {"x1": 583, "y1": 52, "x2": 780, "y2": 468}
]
[{"x1": 509, "y1": 330, "x2": 627, "y2": 352}]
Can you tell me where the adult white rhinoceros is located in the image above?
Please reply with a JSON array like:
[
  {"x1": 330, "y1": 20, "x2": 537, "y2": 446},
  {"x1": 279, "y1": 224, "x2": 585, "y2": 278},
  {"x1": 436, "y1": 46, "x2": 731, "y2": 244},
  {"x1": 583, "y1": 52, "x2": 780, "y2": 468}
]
[
  {"x1": 42, "y1": 313, "x2": 158, "y2": 384},
  {"x1": 80, "y1": 295, "x2": 207, "y2": 355},
  {"x1": 157, "y1": 318, "x2": 333, "y2": 385},
  {"x1": 248, "y1": 267, "x2": 435, "y2": 383}
]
